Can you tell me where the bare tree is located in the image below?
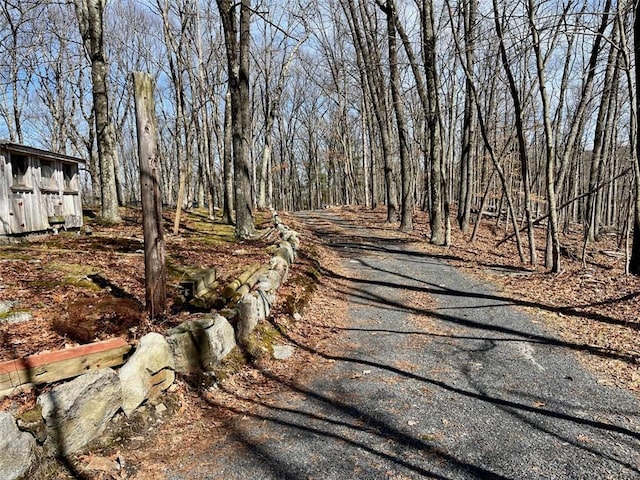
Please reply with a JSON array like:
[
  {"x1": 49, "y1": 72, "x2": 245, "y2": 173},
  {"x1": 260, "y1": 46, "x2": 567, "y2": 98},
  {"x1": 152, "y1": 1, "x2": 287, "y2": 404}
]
[
  {"x1": 526, "y1": 0, "x2": 561, "y2": 272},
  {"x1": 629, "y1": 0, "x2": 640, "y2": 274},
  {"x1": 154, "y1": 0, "x2": 191, "y2": 235},
  {"x1": 73, "y1": 0, "x2": 121, "y2": 223},
  {"x1": 222, "y1": 88, "x2": 235, "y2": 224},
  {"x1": 217, "y1": 0, "x2": 255, "y2": 238},
  {"x1": 419, "y1": 0, "x2": 447, "y2": 245},
  {"x1": 1, "y1": 0, "x2": 636, "y2": 278},
  {"x1": 444, "y1": 0, "x2": 525, "y2": 261},
  {"x1": 343, "y1": 0, "x2": 398, "y2": 222},
  {"x1": 492, "y1": 0, "x2": 536, "y2": 265},
  {"x1": 0, "y1": 1, "x2": 43, "y2": 143},
  {"x1": 382, "y1": 0, "x2": 413, "y2": 231},
  {"x1": 457, "y1": 0, "x2": 477, "y2": 234},
  {"x1": 255, "y1": 3, "x2": 308, "y2": 210},
  {"x1": 585, "y1": 15, "x2": 622, "y2": 244}
]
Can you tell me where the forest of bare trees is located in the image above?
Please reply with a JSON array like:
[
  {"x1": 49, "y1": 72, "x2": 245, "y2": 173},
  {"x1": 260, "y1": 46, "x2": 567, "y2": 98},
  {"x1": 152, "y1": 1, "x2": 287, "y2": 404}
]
[{"x1": 1, "y1": 0, "x2": 638, "y2": 273}]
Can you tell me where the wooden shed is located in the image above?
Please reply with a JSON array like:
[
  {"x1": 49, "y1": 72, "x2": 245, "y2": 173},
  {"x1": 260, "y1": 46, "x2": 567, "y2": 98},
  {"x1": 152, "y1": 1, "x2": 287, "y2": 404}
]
[{"x1": 0, "y1": 142, "x2": 84, "y2": 236}]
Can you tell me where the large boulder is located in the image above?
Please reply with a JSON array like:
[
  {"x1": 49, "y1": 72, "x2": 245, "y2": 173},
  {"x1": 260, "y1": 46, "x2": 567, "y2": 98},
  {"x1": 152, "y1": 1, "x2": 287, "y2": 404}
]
[
  {"x1": 167, "y1": 315, "x2": 236, "y2": 373},
  {"x1": 37, "y1": 368, "x2": 122, "y2": 455},
  {"x1": 119, "y1": 333, "x2": 175, "y2": 416},
  {"x1": 0, "y1": 412, "x2": 37, "y2": 480}
]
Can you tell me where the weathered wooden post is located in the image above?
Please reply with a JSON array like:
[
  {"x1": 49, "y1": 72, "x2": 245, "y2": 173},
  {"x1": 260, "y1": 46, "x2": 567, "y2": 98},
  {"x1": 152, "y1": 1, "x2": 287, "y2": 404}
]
[{"x1": 133, "y1": 72, "x2": 166, "y2": 319}]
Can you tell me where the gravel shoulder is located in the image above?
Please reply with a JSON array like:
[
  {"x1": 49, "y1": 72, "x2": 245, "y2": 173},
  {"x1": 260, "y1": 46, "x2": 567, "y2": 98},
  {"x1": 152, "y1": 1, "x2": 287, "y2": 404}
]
[{"x1": 165, "y1": 210, "x2": 640, "y2": 480}]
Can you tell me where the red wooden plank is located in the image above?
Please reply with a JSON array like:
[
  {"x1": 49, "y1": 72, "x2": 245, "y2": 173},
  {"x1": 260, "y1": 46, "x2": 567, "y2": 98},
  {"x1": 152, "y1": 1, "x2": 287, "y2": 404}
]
[{"x1": 0, "y1": 337, "x2": 129, "y2": 375}]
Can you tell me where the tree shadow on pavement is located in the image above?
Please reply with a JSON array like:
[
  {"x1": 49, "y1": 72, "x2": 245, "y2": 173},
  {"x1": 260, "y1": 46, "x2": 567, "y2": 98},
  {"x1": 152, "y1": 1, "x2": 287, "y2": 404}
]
[
  {"x1": 199, "y1": 306, "x2": 639, "y2": 480},
  {"x1": 335, "y1": 256, "x2": 640, "y2": 358},
  {"x1": 258, "y1": 211, "x2": 640, "y2": 478},
  {"x1": 364, "y1": 255, "x2": 640, "y2": 331},
  {"x1": 205, "y1": 364, "x2": 514, "y2": 480},
  {"x1": 271, "y1": 314, "x2": 640, "y2": 441},
  {"x1": 484, "y1": 386, "x2": 640, "y2": 473},
  {"x1": 183, "y1": 241, "x2": 639, "y2": 478},
  {"x1": 300, "y1": 210, "x2": 640, "y2": 333},
  {"x1": 344, "y1": 283, "x2": 638, "y2": 366}
]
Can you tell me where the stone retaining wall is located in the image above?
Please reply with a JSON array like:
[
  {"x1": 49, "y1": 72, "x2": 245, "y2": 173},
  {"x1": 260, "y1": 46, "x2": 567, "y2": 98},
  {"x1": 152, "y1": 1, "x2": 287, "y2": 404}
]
[{"x1": 0, "y1": 212, "x2": 300, "y2": 479}]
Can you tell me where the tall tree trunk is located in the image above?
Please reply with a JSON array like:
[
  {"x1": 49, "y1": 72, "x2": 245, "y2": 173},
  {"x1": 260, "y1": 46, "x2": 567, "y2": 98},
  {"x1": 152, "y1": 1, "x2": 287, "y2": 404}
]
[
  {"x1": 217, "y1": 0, "x2": 255, "y2": 238},
  {"x1": 257, "y1": 94, "x2": 273, "y2": 210},
  {"x1": 382, "y1": 0, "x2": 436, "y2": 231},
  {"x1": 74, "y1": 0, "x2": 121, "y2": 223},
  {"x1": 173, "y1": 164, "x2": 187, "y2": 234},
  {"x1": 385, "y1": 0, "x2": 413, "y2": 231},
  {"x1": 421, "y1": 0, "x2": 445, "y2": 244},
  {"x1": 458, "y1": 0, "x2": 477, "y2": 233},
  {"x1": 628, "y1": 0, "x2": 640, "y2": 274},
  {"x1": 361, "y1": 96, "x2": 371, "y2": 208},
  {"x1": 222, "y1": 89, "x2": 234, "y2": 224},
  {"x1": 586, "y1": 18, "x2": 621, "y2": 243},
  {"x1": 235, "y1": 0, "x2": 255, "y2": 237},
  {"x1": 156, "y1": 0, "x2": 189, "y2": 235},
  {"x1": 193, "y1": 0, "x2": 216, "y2": 219},
  {"x1": 444, "y1": 0, "x2": 525, "y2": 261},
  {"x1": 366, "y1": 103, "x2": 379, "y2": 209},
  {"x1": 343, "y1": 0, "x2": 397, "y2": 222},
  {"x1": 527, "y1": 0, "x2": 560, "y2": 272}
]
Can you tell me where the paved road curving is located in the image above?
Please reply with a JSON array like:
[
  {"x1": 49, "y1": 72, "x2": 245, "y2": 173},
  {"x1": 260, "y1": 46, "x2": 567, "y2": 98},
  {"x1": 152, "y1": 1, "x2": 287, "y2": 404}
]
[{"x1": 170, "y1": 211, "x2": 640, "y2": 480}]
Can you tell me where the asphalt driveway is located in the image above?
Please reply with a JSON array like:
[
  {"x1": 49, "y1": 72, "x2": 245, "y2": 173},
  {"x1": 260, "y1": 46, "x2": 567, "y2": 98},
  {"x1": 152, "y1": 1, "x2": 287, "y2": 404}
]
[{"x1": 169, "y1": 210, "x2": 640, "y2": 480}]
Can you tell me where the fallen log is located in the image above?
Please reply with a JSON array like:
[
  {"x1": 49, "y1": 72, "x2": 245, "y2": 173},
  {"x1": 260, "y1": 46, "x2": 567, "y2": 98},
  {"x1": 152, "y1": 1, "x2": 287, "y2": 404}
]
[
  {"x1": 215, "y1": 263, "x2": 263, "y2": 308},
  {"x1": 232, "y1": 265, "x2": 270, "y2": 303}
]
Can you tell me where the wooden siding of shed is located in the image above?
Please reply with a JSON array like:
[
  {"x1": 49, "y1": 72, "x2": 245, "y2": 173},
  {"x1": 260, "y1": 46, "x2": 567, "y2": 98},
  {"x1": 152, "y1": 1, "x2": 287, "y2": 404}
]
[
  {"x1": 0, "y1": 150, "x2": 82, "y2": 235},
  {"x1": 0, "y1": 154, "x2": 8, "y2": 235}
]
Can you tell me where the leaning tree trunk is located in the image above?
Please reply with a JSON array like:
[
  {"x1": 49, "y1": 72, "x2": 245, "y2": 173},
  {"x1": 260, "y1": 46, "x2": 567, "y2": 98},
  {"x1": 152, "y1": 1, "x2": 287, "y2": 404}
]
[
  {"x1": 493, "y1": 0, "x2": 536, "y2": 265},
  {"x1": 73, "y1": 0, "x2": 120, "y2": 223},
  {"x1": 443, "y1": 0, "x2": 525, "y2": 262},
  {"x1": 555, "y1": 0, "x2": 613, "y2": 195}
]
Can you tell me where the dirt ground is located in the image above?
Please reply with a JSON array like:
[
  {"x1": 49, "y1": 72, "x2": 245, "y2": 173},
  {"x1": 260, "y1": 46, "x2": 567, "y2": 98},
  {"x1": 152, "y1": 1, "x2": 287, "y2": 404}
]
[
  {"x1": 1, "y1": 205, "x2": 638, "y2": 478},
  {"x1": 0, "y1": 209, "x2": 274, "y2": 362}
]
